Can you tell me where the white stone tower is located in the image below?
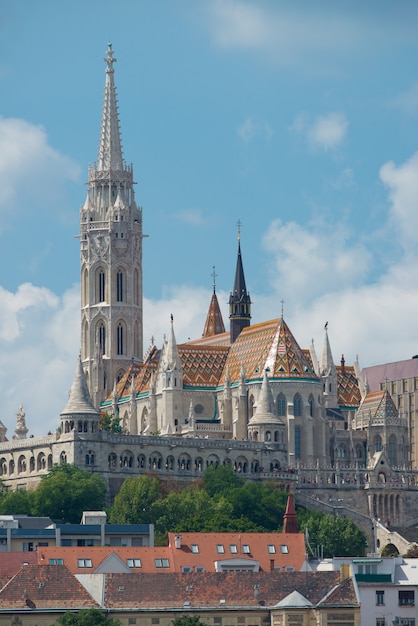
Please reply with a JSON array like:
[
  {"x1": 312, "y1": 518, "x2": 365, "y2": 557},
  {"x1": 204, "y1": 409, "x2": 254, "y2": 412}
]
[{"x1": 80, "y1": 44, "x2": 144, "y2": 407}]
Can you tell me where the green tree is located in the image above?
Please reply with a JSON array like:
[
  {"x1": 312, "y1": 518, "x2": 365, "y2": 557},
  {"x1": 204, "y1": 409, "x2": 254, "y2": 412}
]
[
  {"x1": 171, "y1": 617, "x2": 208, "y2": 626},
  {"x1": 55, "y1": 608, "x2": 120, "y2": 626},
  {"x1": 33, "y1": 464, "x2": 106, "y2": 523},
  {"x1": 109, "y1": 475, "x2": 163, "y2": 524},
  {"x1": 225, "y1": 481, "x2": 288, "y2": 531},
  {"x1": 100, "y1": 413, "x2": 122, "y2": 433},
  {"x1": 303, "y1": 514, "x2": 367, "y2": 557},
  {"x1": 0, "y1": 488, "x2": 35, "y2": 515},
  {"x1": 202, "y1": 464, "x2": 244, "y2": 497},
  {"x1": 404, "y1": 544, "x2": 418, "y2": 558}
]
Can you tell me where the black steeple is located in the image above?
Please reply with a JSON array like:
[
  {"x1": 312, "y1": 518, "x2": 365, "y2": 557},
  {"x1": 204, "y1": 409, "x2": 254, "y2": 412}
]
[{"x1": 229, "y1": 229, "x2": 251, "y2": 343}]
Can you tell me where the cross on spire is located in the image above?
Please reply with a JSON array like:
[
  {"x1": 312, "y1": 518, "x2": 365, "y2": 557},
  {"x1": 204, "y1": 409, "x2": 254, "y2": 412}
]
[
  {"x1": 211, "y1": 266, "x2": 218, "y2": 293},
  {"x1": 236, "y1": 219, "x2": 242, "y2": 241},
  {"x1": 280, "y1": 299, "x2": 285, "y2": 318}
]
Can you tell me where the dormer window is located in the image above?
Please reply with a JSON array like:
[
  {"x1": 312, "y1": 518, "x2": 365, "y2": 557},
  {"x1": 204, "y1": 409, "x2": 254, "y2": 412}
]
[
  {"x1": 127, "y1": 558, "x2": 141, "y2": 568},
  {"x1": 280, "y1": 544, "x2": 289, "y2": 554},
  {"x1": 216, "y1": 544, "x2": 225, "y2": 554},
  {"x1": 268, "y1": 545, "x2": 276, "y2": 554},
  {"x1": 229, "y1": 544, "x2": 237, "y2": 554},
  {"x1": 242, "y1": 544, "x2": 250, "y2": 554},
  {"x1": 191, "y1": 544, "x2": 199, "y2": 553}
]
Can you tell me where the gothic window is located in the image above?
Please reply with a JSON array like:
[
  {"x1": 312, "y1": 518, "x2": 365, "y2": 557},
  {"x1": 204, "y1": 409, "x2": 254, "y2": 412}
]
[
  {"x1": 166, "y1": 456, "x2": 175, "y2": 470},
  {"x1": 18, "y1": 455, "x2": 26, "y2": 474},
  {"x1": 277, "y1": 393, "x2": 286, "y2": 417},
  {"x1": 355, "y1": 444, "x2": 363, "y2": 459},
  {"x1": 0, "y1": 458, "x2": 7, "y2": 476},
  {"x1": 295, "y1": 426, "x2": 301, "y2": 460},
  {"x1": 117, "y1": 323, "x2": 124, "y2": 355},
  {"x1": 47, "y1": 454, "x2": 53, "y2": 469},
  {"x1": 388, "y1": 435, "x2": 397, "y2": 466},
  {"x1": 249, "y1": 394, "x2": 255, "y2": 418},
  {"x1": 308, "y1": 394, "x2": 314, "y2": 417},
  {"x1": 294, "y1": 394, "x2": 302, "y2": 417},
  {"x1": 97, "y1": 269, "x2": 105, "y2": 303},
  {"x1": 99, "y1": 322, "x2": 106, "y2": 355},
  {"x1": 9, "y1": 459, "x2": 15, "y2": 474},
  {"x1": 82, "y1": 268, "x2": 88, "y2": 306},
  {"x1": 108, "y1": 453, "x2": 117, "y2": 469},
  {"x1": 265, "y1": 431, "x2": 272, "y2": 442},
  {"x1": 375, "y1": 435, "x2": 383, "y2": 452},
  {"x1": 337, "y1": 443, "x2": 347, "y2": 458},
  {"x1": 60, "y1": 452, "x2": 67, "y2": 464},
  {"x1": 121, "y1": 450, "x2": 134, "y2": 468},
  {"x1": 37, "y1": 453, "x2": 46, "y2": 471},
  {"x1": 85, "y1": 450, "x2": 95, "y2": 466},
  {"x1": 117, "y1": 270, "x2": 124, "y2": 302}
]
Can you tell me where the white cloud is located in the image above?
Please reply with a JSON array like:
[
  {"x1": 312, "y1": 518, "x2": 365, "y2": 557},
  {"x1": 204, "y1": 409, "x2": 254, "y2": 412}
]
[
  {"x1": 0, "y1": 116, "x2": 80, "y2": 222},
  {"x1": 0, "y1": 283, "x2": 79, "y2": 437},
  {"x1": 237, "y1": 116, "x2": 273, "y2": 142},
  {"x1": 291, "y1": 112, "x2": 349, "y2": 152},
  {"x1": 380, "y1": 152, "x2": 418, "y2": 249},
  {"x1": 176, "y1": 209, "x2": 206, "y2": 226}
]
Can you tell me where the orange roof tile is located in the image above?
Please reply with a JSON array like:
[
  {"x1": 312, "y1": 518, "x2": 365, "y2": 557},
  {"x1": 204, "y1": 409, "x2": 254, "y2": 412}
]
[{"x1": 337, "y1": 365, "x2": 362, "y2": 408}]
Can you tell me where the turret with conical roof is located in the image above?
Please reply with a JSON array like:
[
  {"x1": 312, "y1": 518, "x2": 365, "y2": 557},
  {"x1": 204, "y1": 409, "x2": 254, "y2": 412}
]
[
  {"x1": 202, "y1": 267, "x2": 226, "y2": 338},
  {"x1": 320, "y1": 323, "x2": 338, "y2": 409},
  {"x1": 60, "y1": 356, "x2": 99, "y2": 434},
  {"x1": 229, "y1": 228, "x2": 251, "y2": 343},
  {"x1": 80, "y1": 44, "x2": 144, "y2": 409}
]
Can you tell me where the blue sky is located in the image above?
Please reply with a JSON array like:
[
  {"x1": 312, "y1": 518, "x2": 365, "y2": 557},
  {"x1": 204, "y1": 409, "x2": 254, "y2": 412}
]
[{"x1": 1, "y1": 0, "x2": 418, "y2": 435}]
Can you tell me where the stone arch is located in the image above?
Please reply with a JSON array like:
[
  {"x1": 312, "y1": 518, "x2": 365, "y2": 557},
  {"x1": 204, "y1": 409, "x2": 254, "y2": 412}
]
[
  {"x1": 195, "y1": 456, "x2": 204, "y2": 472},
  {"x1": 149, "y1": 452, "x2": 163, "y2": 471},
  {"x1": 165, "y1": 455, "x2": 175, "y2": 471},
  {"x1": 308, "y1": 394, "x2": 314, "y2": 417},
  {"x1": 137, "y1": 454, "x2": 146, "y2": 469},
  {"x1": 108, "y1": 453, "x2": 117, "y2": 469},
  {"x1": 95, "y1": 266, "x2": 106, "y2": 303},
  {"x1": 120, "y1": 450, "x2": 134, "y2": 468},
  {"x1": 17, "y1": 455, "x2": 26, "y2": 474},
  {"x1": 116, "y1": 319, "x2": 127, "y2": 356},
  {"x1": 178, "y1": 453, "x2": 192, "y2": 471},
  {"x1": 9, "y1": 459, "x2": 15, "y2": 474},
  {"x1": 206, "y1": 454, "x2": 220, "y2": 468},
  {"x1": 30, "y1": 456, "x2": 35, "y2": 472},
  {"x1": 59, "y1": 452, "x2": 67, "y2": 464},
  {"x1": 271, "y1": 459, "x2": 281, "y2": 472},
  {"x1": 337, "y1": 443, "x2": 347, "y2": 459},
  {"x1": 47, "y1": 454, "x2": 53, "y2": 469},
  {"x1": 293, "y1": 393, "x2": 302, "y2": 417},
  {"x1": 37, "y1": 452, "x2": 46, "y2": 471},
  {"x1": 0, "y1": 458, "x2": 8, "y2": 476},
  {"x1": 265, "y1": 430, "x2": 272, "y2": 442},
  {"x1": 85, "y1": 450, "x2": 95, "y2": 466},
  {"x1": 234, "y1": 455, "x2": 248, "y2": 474}
]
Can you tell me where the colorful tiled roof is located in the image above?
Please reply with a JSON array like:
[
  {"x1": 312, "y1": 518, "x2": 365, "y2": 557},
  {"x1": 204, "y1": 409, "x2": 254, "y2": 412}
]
[
  {"x1": 202, "y1": 292, "x2": 226, "y2": 338},
  {"x1": 337, "y1": 365, "x2": 362, "y2": 408},
  {"x1": 223, "y1": 318, "x2": 317, "y2": 383},
  {"x1": 356, "y1": 389, "x2": 399, "y2": 426}
]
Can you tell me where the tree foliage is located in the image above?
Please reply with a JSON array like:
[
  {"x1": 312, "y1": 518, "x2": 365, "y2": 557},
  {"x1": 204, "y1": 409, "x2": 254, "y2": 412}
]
[
  {"x1": 100, "y1": 413, "x2": 122, "y2": 433},
  {"x1": 33, "y1": 464, "x2": 106, "y2": 523},
  {"x1": 108, "y1": 475, "x2": 163, "y2": 524},
  {"x1": 202, "y1": 464, "x2": 244, "y2": 497},
  {"x1": 0, "y1": 488, "x2": 35, "y2": 515},
  {"x1": 303, "y1": 513, "x2": 367, "y2": 558},
  {"x1": 404, "y1": 544, "x2": 418, "y2": 558},
  {"x1": 55, "y1": 608, "x2": 120, "y2": 626}
]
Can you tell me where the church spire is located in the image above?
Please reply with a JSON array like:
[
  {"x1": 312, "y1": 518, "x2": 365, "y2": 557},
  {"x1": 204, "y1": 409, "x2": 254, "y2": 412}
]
[
  {"x1": 202, "y1": 266, "x2": 225, "y2": 337},
  {"x1": 98, "y1": 43, "x2": 124, "y2": 171},
  {"x1": 229, "y1": 224, "x2": 251, "y2": 343}
]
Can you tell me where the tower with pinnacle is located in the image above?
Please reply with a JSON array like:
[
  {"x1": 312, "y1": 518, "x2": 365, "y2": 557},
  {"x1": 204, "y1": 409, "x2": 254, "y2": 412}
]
[
  {"x1": 229, "y1": 224, "x2": 251, "y2": 343},
  {"x1": 80, "y1": 44, "x2": 144, "y2": 407}
]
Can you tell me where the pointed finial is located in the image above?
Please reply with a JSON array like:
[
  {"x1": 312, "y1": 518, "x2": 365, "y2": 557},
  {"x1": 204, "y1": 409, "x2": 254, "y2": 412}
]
[
  {"x1": 211, "y1": 266, "x2": 218, "y2": 294},
  {"x1": 280, "y1": 299, "x2": 285, "y2": 318},
  {"x1": 236, "y1": 219, "x2": 242, "y2": 242},
  {"x1": 104, "y1": 43, "x2": 117, "y2": 72},
  {"x1": 324, "y1": 321, "x2": 328, "y2": 330},
  {"x1": 170, "y1": 313, "x2": 174, "y2": 323}
]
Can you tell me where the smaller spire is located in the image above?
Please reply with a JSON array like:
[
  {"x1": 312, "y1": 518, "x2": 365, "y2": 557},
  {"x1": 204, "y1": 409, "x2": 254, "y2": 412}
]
[
  {"x1": 202, "y1": 269, "x2": 226, "y2": 338},
  {"x1": 283, "y1": 494, "x2": 299, "y2": 533},
  {"x1": 61, "y1": 356, "x2": 98, "y2": 417},
  {"x1": 229, "y1": 228, "x2": 251, "y2": 343}
]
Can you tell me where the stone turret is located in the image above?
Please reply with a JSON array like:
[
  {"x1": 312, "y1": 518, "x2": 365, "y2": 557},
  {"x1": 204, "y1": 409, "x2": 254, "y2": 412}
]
[{"x1": 60, "y1": 356, "x2": 99, "y2": 434}]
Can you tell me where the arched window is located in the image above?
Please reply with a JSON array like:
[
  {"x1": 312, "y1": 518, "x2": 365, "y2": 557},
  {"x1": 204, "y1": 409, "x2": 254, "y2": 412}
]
[
  {"x1": 375, "y1": 434, "x2": 383, "y2": 452},
  {"x1": 308, "y1": 394, "x2": 314, "y2": 417},
  {"x1": 277, "y1": 393, "x2": 286, "y2": 417},
  {"x1": 294, "y1": 394, "x2": 302, "y2": 417},
  {"x1": 134, "y1": 268, "x2": 140, "y2": 305},
  {"x1": 96, "y1": 269, "x2": 106, "y2": 303},
  {"x1": 295, "y1": 426, "x2": 301, "y2": 460},
  {"x1": 85, "y1": 450, "x2": 95, "y2": 466},
  {"x1": 98, "y1": 322, "x2": 106, "y2": 355},
  {"x1": 116, "y1": 270, "x2": 124, "y2": 302},
  {"x1": 337, "y1": 443, "x2": 346, "y2": 458},
  {"x1": 117, "y1": 323, "x2": 124, "y2": 355},
  {"x1": 108, "y1": 453, "x2": 117, "y2": 469}
]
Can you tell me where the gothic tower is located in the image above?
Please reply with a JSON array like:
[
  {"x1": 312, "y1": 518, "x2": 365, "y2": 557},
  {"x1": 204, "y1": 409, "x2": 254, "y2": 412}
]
[
  {"x1": 80, "y1": 44, "x2": 144, "y2": 407},
  {"x1": 229, "y1": 232, "x2": 251, "y2": 343}
]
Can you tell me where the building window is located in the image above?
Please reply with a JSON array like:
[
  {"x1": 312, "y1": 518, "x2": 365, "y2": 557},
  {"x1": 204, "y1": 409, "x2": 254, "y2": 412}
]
[
  {"x1": 376, "y1": 620, "x2": 385, "y2": 626},
  {"x1": 230, "y1": 544, "x2": 238, "y2": 554},
  {"x1": 117, "y1": 323, "x2": 124, "y2": 355},
  {"x1": 277, "y1": 393, "x2": 286, "y2": 416},
  {"x1": 155, "y1": 558, "x2": 169, "y2": 568},
  {"x1": 117, "y1": 271, "x2": 124, "y2": 302},
  {"x1": 294, "y1": 393, "x2": 302, "y2": 417},
  {"x1": 99, "y1": 322, "x2": 106, "y2": 354},
  {"x1": 216, "y1": 544, "x2": 225, "y2": 554},
  {"x1": 242, "y1": 544, "x2": 250, "y2": 554},
  {"x1": 399, "y1": 589, "x2": 415, "y2": 605},
  {"x1": 376, "y1": 590, "x2": 385, "y2": 606},
  {"x1": 280, "y1": 544, "x2": 289, "y2": 554},
  {"x1": 126, "y1": 559, "x2": 141, "y2": 568},
  {"x1": 268, "y1": 544, "x2": 276, "y2": 554},
  {"x1": 182, "y1": 566, "x2": 192, "y2": 573},
  {"x1": 77, "y1": 559, "x2": 92, "y2": 568},
  {"x1": 375, "y1": 434, "x2": 383, "y2": 452},
  {"x1": 191, "y1": 544, "x2": 199, "y2": 553},
  {"x1": 98, "y1": 270, "x2": 105, "y2": 302},
  {"x1": 49, "y1": 558, "x2": 64, "y2": 565}
]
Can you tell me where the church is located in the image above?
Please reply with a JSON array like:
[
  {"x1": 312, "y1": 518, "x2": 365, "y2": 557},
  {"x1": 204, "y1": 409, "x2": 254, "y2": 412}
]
[{"x1": 0, "y1": 45, "x2": 417, "y2": 531}]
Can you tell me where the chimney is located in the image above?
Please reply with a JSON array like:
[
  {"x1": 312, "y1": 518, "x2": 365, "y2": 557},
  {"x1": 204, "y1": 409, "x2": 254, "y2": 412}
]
[
  {"x1": 340, "y1": 563, "x2": 351, "y2": 582},
  {"x1": 174, "y1": 534, "x2": 182, "y2": 549}
]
